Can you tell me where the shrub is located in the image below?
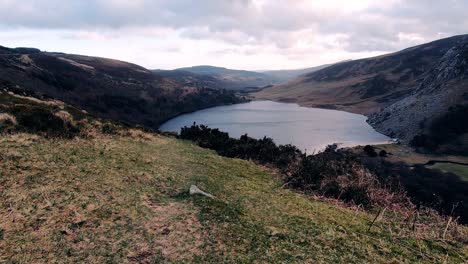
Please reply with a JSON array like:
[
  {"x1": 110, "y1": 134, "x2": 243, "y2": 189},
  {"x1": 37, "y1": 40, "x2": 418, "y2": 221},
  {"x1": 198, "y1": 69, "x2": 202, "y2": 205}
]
[
  {"x1": 101, "y1": 122, "x2": 119, "y2": 134},
  {"x1": 180, "y1": 124, "x2": 303, "y2": 173},
  {"x1": 363, "y1": 145, "x2": 378, "y2": 157},
  {"x1": 0, "y1": 113, "x2": 17, "y2": 133},
  {"x1": 341, "y1": 186, "x2": 371, "y2": 207},
  {"x1": 379, "y1": 150, "x2": 388, "y2": 157},
  {"x1": 8, "y1": 105, "x2": 79, "y2": 138}
]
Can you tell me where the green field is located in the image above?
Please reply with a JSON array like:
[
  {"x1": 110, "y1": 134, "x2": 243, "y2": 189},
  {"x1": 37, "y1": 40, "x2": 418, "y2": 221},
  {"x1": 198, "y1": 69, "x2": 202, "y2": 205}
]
[
  {"x1": 1, "y1": 133, "x2": 467, "y2": 263},
  {"x1": 428, "y1": 163, "x2": 468, "y2": 181}
]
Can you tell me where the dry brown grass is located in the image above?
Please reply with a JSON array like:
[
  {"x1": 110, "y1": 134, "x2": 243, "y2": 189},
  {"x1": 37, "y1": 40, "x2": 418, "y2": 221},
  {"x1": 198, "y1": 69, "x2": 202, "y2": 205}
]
[
  {"x1": 7, "y1": 91, "x2": 65, "y2": 109},
  {"x1": 141, "y1": 198, "x2": 206, "y2": 261},
  {"x1": 54, "y1": 110, "x2": 74, "y2": 125}
]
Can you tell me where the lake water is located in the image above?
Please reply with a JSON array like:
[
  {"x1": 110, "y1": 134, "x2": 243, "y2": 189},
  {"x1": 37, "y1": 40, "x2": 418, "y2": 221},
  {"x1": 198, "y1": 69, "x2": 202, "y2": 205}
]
[{"x1": 160, "y1": 101, "x2": 391, "y2": 153}]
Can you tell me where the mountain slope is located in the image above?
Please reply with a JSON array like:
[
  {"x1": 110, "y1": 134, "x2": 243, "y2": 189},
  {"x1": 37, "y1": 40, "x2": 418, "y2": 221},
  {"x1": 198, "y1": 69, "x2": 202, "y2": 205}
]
[
  {"x1": 261, "y1": 61, "x2": 350, "y2": 83},
  {"x1": 175, "y1": 65, "x2": 280, "y2": 90},
  {"x1": 369, "y1": 42, "x2": 468, "y2": 153},
  {"x1": 0, "y1": 46, "x2": 242, "y2": 129},
  {"x1": 255, "y1": 35, "x2": 468, "y2": 115}
]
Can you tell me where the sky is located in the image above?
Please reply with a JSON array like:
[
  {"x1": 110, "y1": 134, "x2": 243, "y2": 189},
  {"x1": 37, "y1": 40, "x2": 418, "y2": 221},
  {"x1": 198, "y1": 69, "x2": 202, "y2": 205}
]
[{"x1": 0, "y1": 0, "x2": 467, "y2": 71}]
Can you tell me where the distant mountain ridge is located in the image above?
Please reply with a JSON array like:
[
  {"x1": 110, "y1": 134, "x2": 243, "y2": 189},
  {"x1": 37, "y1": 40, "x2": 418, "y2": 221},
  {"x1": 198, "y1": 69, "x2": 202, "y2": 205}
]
[
  {"x1": 175, "y1": 65, "x2": 280, "y2": 90},
  {"x1": 173, "y1": 64, "x2": 338, "y2": 90}
]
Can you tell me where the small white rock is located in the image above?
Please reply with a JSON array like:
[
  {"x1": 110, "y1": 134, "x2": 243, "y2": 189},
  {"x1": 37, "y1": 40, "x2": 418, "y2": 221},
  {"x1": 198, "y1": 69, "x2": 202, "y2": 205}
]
[{"x1": 189, "y1": 185, "x2": 215, "y2": 199}]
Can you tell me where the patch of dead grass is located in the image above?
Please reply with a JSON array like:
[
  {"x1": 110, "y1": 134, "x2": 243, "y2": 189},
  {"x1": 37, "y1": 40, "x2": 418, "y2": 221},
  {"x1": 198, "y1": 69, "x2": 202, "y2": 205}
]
[
  {"x1": 132, "y1": 198, "x2": 206, "y2": 262},
  {"x1": 0, "y1": 113, "x2": 17, "y2": 125}
]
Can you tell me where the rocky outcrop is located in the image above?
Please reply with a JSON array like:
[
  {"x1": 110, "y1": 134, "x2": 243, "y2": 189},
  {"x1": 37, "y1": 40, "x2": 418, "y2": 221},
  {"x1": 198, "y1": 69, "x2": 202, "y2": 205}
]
[{"x1": 368, "y1": 42, "x2": 468, "y2": 143}]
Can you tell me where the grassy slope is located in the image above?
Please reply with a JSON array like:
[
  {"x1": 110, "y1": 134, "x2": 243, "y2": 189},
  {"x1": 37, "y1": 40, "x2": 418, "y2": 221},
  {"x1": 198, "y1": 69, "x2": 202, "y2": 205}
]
[
  {"x1": 0, "y1": 134, "x2": 467, "y2": 263},
  {"x1": 428, "y1": 163, "x2": 468, "y2": 182}
]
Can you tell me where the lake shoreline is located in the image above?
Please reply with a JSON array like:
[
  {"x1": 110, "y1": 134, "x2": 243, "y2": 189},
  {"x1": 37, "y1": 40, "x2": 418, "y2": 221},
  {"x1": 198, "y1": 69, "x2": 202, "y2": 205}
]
[{"x1": 160, "y1": 100, "x2": 391, "y2": 153}]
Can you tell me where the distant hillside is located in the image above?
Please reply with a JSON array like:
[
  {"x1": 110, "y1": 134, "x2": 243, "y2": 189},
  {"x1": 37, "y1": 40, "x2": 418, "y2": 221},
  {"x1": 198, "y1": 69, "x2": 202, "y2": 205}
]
[
  {"x1": 369, "y1": 41, "x2": 468, "y2": 153},
  {"x1": 255, "y1": 35, "x2": 468, "y2": 115},
  {"x1": 261, "y1": 61, "x2": 349, "y2": 82},
  {"x1": 0, "y1": 46, "x2": 242, "y2": 129},
  {"x1": 175, "y1": 65, "x2": 280, "y2": 90}
]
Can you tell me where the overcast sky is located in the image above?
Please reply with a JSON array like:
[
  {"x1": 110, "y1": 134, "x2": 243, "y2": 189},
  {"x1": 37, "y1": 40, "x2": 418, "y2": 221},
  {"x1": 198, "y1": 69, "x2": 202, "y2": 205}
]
[{"x1": 0, "y1": 0, "x2": 467, "y2": 70}]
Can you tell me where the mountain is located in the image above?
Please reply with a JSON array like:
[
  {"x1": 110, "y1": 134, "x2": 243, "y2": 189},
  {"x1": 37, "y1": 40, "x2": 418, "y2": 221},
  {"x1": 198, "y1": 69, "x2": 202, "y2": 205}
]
[
  {"x1": 369, "y1": 41, "x2": 468, "y2": 153},
  {"x1": 0, "y1": 46, "x2": 242, "y2": 129},
  {"x1": 175, "y1": 65, "x2": 280, "y2": 90},
  {"x1": 255, "y1": 35, "x2": 468, "y2": 115}
]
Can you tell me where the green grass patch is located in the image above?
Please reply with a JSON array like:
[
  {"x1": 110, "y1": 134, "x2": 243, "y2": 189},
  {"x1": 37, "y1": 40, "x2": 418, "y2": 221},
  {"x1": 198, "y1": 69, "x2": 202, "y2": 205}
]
[{"x1": 428, "y1": 163, "x2": 468, "y2": 181}]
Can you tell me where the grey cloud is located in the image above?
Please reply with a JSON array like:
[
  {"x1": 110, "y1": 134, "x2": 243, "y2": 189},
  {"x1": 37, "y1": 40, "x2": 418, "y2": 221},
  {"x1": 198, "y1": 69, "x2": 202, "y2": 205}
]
[
  {"x1": 332, "y1": 0, "x2": 468, "y2": 52},
  {"x1": 0, "y1": 0, "x2": 467, "y2": 53}
]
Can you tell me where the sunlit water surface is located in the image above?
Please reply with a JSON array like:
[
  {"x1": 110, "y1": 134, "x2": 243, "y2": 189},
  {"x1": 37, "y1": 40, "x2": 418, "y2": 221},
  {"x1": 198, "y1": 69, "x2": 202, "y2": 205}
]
[{"x1": 160, "y1": 101, "x2": 390, "y2": 153}]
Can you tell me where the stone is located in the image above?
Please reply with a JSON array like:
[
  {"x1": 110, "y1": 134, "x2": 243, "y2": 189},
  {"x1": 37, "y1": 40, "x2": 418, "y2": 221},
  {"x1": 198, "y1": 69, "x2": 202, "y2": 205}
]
[{"x1": 189, "y1": 185, "x2": 215, "y2": 199}]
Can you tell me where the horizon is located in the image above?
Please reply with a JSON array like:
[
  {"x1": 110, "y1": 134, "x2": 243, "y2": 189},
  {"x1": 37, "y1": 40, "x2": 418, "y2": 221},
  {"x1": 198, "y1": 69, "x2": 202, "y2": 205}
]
[{"x1": 1, "y1": 0, "x2": 467, "y2": 71}]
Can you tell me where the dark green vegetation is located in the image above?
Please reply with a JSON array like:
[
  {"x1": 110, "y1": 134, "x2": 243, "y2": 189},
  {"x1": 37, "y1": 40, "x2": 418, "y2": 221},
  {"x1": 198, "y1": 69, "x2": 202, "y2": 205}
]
[
  {"x1": 0, "y1": 46, "x2": 243, "y2": 130},
  {"x1": 411, "y1": 104, "x2": 468, "y2": 155},
  {"x1": 180, "y1": 124, "x2": 468, "y2": 224},
  {"x1": 180, "y1": 124, "x2": 303, "y2": 173}
]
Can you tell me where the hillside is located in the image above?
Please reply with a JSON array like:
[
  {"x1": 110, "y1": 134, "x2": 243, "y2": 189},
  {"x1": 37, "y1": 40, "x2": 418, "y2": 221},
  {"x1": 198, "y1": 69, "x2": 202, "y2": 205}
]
[
  {"x1": 261, "y1": 61, "x2": 350, "y2": 83},
  {"x1": 0, "y1": 46, "x2": 242, "y2": 129},
  {"x1": 255, "y1": 35, "x2": 468, "y2": 115},
  {"x1": 175, "y1": 65, "x2": 280, "y2": 90},
  {"x1": 369, "y1": 42, "x2": 468, "y2": 153},
  {"x1": 1, "y1": 91, "x2": 467, "y2": 262}
]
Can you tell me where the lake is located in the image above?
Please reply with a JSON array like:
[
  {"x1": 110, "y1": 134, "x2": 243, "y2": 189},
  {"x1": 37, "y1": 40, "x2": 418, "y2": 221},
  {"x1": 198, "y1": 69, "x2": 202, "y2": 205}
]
[{"x1": 160, "y1": 101, "x2": 391, "y2": 153}]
